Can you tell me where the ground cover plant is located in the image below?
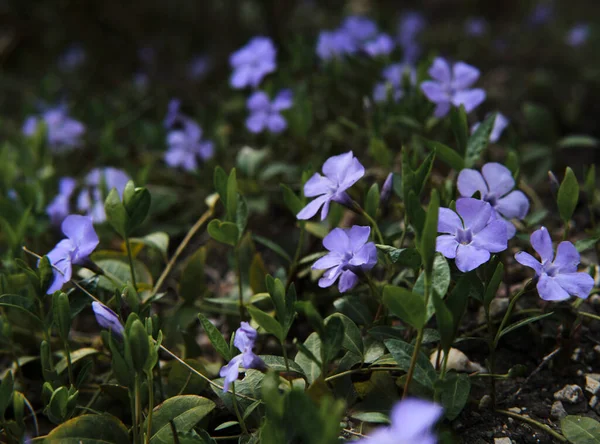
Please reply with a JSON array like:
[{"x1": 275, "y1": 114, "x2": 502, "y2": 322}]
[{"x1": 1, "y1": 0, "x2": 600, "y2": 443}]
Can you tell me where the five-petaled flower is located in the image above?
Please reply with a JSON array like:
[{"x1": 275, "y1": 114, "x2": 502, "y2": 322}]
[
  {"x1": 219, "y1": 322, "x2": 265, "y2": 391},
  {"x1": 92, "y1": 302, "x2": 124, "y2": 338},
  {"x1": 471, "y1": 113, "x2": 509, "y2": 143},
  {"x1": 436, "y1": 198, "x2": 508, "y2": 272},
  {"x1": 23, "y1": 105, "x2": 86, "y2": 153},
  {"x1": 515, "y1": 227, "x2": 594, "y2": 301},
  {"x1": 355, "y1": 398, "x2": 442, "y2": 444},
  {"x1": 457, "y1": 162, "x2": 529, "y2": 239},
  {"x1": 45, "y1": 215, "x2": 99, "y2": 294},
  {"x1": 165, "y1": 118, "x2": 214, "y2": 171},
  {"x1": 297, "y1": 151, "x2": 365, "y2": 221},
  {"x1": 420, "y1": 57, "x2": 486, "y2": 118},
  {"x1": 312, "y1": 226, "x2": 377, "y2": 293},
  {"x1": 229, "y1": 37, "x2": 276, "y2": 89},
  {"x1": 246, "y1": 89, "x2": 293, "y2": 134}
]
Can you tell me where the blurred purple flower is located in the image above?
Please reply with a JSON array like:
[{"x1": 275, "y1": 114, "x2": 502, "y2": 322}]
[
  {"x1": 58, "y1": 44, "x2": 86, "y2": 71},
  {"x1": 341, "y1": 15, "x2": 378, "y2": 44},
  {"x1": 355, "y1": 398, "x2": 442, "y2": 444},
  {"x1": 220, "y1": 322, "x2": 265, "y2": 391},
  {"x1": 92, "y1": 302, "x2": 124, "y2": 338},
  {"x1": 164, "y1": 99, "x2": 182, "y2": 128},
  {"x1": 373, "y1": 63, "x2": 416, "y2": 103},
  {"x1": 398, "y1": 11, "x2": 426, "y2": 63},
  {"x1": 313, "y1": 226, "x2": 377, "y2": 292},
  {"x1": 229, "y1": 37, "x2": 276, "y2": 89},
  {"x1": 23, "y1": 105, "x2": 85, "y2": 153},
  {"x1": 380, "y1": 173, "x2": 393, "y2": 203},
  {"x1": 566, "y1": 24, "x2": 590, "y2": 47},
  {"x1": 316, "y1": 29, "x2": 356, "y2": 60},
  {"x1": 529, "y1": 3, "x2": 554, "y2": 26},
  {"x1": 363, "y1": 33, "x2": 395, "y2": 57},
  {"x1": 420, "y1": 58, "x2": 486, "y2": 117},
  {"x1": 133, "y1": 72, "x2": 149, "y2": 90},
  {"x1": 465, "y1": 17, "x2": 488, "y2": 37},
  {"x1": 437, "y1": 198, "x2": 508, "y2": 272},
  {"x1": 515, "y1": 227, "x2": 594, "y2": 301},
  {"x1": 457, "y1": 162, "x2": 529, "y2": 239},
  {"x1": 471, "y1": 113, "x2": 509, "y2": 143},
  {"x1": 165, "y1": 118, "x2": 214, "y2": 171},
  {"x1": 297, "y1": 151, "x2": 365, "y2": 220},
  {"x1": 188, "y1": 54, "x2": 212, "y2": 80},
  {"x1": 246, "y1": 89, "x2": 293, "y2": 134},
  {"x1": 47, "y1": 177, "x2": 77, "y2": 225},
  {"x1": 45, "y1": 215, "x2": 99, "y2": 294},
  {"x1": 77, "y1": 167, "x2": 130, "y2": 223},
  {"x1": 138, "y1": 46, "x2": 155, "y2": 66}
]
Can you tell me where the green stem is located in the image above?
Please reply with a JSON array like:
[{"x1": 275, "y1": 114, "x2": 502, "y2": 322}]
[
  {"x1": 130, "y1": 387, "x2": 138, "y2": 444},
  {"x1": 281, "y1": 342, "x2": 293, "y2": 388},
  {"x1": 496, "y1": 409, "x2": 567, "y2": 442},
  {"x1": 285, "y1": 226, "x2": 306, "y2": 289},
  {"x1": 398, "y1": 214, "x2": 408, "y2": 248},
  {"x1": 125, "y1": 236, "x2": 138, "y2": 290},
  {"x1": 493, "y1": 285, "x2": 530, "y2": 348},
  {"x1": 231, "y1": 383, "x2": 249, "y2": 435},
  {"x1": 235, "y1": 245, "x2": 245, "y2": 320},
  {"x1": 361, "y1": 209, "x2": 385, "y2": 245},
  {"x1": 146, "y1": 374, "x2": 154, "y2": 444},
  {"x1": 578, "y1": 311, "x2": 600, "y2": 322},
  {"x1": 134, "y1": 374, "x2": 142, "y2": 444},
  {"x1": 64, "y1": 341, "x2": 74, "y2": 387},
  {"x1": 324, "y1": 366, "x2": 406, "y2": 382}
]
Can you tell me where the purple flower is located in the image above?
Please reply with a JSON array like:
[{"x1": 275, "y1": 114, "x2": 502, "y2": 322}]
[
  {"x1": 420, "y1": 58, "x2": 486, "y2": 118},
  {"x1": 312, "y1": 226, "x2": 377, "y2": 292},
  {"x1": 341, "y1": 16, "x2": 378, "y2": 44},
  {"x1": 45, "y1": 215, "x2": 99, "y2": 294},
  {"x1": 355, "y1": 398, "x2": 442, "y2": 444},
  {"x1": 296, "y1": 151, "x2": 365, "y2": 220},
  {"x1": 46, "y1": 177, "x2": 77, "y2": 225},
  {"x1": 529, "y1": 3, "x2": 553, "y2": 26},
  {"x1": 515, "y1": 227, "x2": 594, "y2": 301},
  {"x1": 471, "y1": 113, "x2": 509, "y2": 143},
  {"x1": 165, "y1": 118, "x2": 214, "y2": 171},
  {"x1": 188, "y1": 54, "x2": 212, "y2": 80},
  {"x1": 219, "y1": 322, "x2": 265, "y2": 391},
  {"x1": 457, "y1": 162, "x2": 529, "y2": 239},
  {"x1": 465, "y1": 17, "x2": 488, "y2": 37},
  {"x1": 316, "y1": 29, "x2": 357, "y2": 60},
  {"x1": 229, "y1": 37, "x2": 276, "y2": 89},
  {"x1": 363, "y1": 33, "x2": 395, "y2": 57},
  {"x1": 397, "y1": 11, "x2": 426, "y2": 63},
  {"x1": 92, "y1": 302, "x2": 124, "y2": 338},
  {"x1": 77, "y1": 167, "x2": 130, "y2": 223},
  {"x1": 436, "y1": 198, "x2": 508, "y2": 272},
  {"x1": 58, "y1": 44, "x2": 86, "y2": 71},
  {"x1": 23, "y1": 105, "x2": 85, "y2": 153},
  {"x1": 246, "y1": 89, "x2": 293, "y2": 134},
  {"x1": 566, "y1": 24, "x2": 590, "y2": 47},
  {"x1": 164, "y1": 99, "x2": 182, "y2": 128},
  {"x1": 373, "y1": 63, "x2": 416, "y2": 103}
]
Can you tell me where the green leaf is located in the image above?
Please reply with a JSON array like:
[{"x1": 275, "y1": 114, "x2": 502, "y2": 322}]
[
  {"x1": 558, "y1": 135, "x2": 599, "y2": 149},
  {"x1": 0, "y1": 371, "x2": 13, "y2": 418},
  {"x1": 39, "y1": 255, "x2": 54, "y2": 294},
  {"x1": 322, "y1": 316, "x2": 345, "y2": 364},
  {"x1": 561, "y1": 415, "x2": 600, "y2": 444},
  {"x1": 180, "y1": 247, "x2": 207, "y2": 303},
  {"x1": 104, "y1": 188, "x2": 127, "y2": 238},
  {"x1": 207, "y1": 219, "x2": 239, "y2": 246},
  {"x1": 54, "y1": 292, "x2": 71, "y2": 342},
  {"x1": 56, "y1": 348, "x2": 98, "y2": 375},
  {"x1": 350, "y1": 411, "x2": 390, "y2": 424},
  {"x1": 295, "y1": 333, "x2": 322, "y2": 383},
  {"x1": 420, "y1": 190, "x2": 439, "y2": 276},
  {"x1": 127, "y1": 319, "x2": 150, "y2": 373},
  {"x1": 375, "y1": 245, "x2": 421, "y2": 268},
  {"x1": 557, "y1": 167, "x2": 580, "y2": 223},
  {"x1": 326, "y1": 313, "x2": 363, "y2": 358},
  {"x1": 236, "y1": 194, "x2": 248, "y2": 235},
  {"x1": 258, "y1": 355, "x2": 306, "y2": 376},
  {"x1": 465, "y1": 112, "x2": 496, "y2": 167},
  {"x1": 414, "y1": 255, "x2": 451, "y2": 321},
  {"x1": 483, "y1": 262, "x2": 504, "y2": 313},
  {"x1": 249, "y1": 253, "x2": 268, "y2": 294},
  {"x1": 422, "y1": 139, "x2": 465, "y2": 171},
  {"x1": 45, "y1": 414, "x2": 130, "y2": 444},
  {"x1": 198, "y1": 313, "x2": 231, "y2": 361},
  {"x1": 252, "y1": 234, "x2": 292, "y2": 263},
  {"x1": 280, "y1": 184, "x2": 304, "y2": 216},
  {"x1": 406, "y1": 190, "x2": 426, "y2": 240},
  {"x1": 147, "y1": 395, "x2": 216, "y2": 444},
  {"x1": 247, "y1": 306, "x2": 284, "y2": 341},
  {"x1": 383, "y1": 339, "x2": 436, "y2": 388},
  {"x1": 123, "y1": 185, "x2": 151, "y2": 234},
  {"x1": 414, "y1": 151, "x2": 436, "y2": 196},
  {"x1": 213, "y1": 166, "x2": 228, "y2": 205},
  {"x1": 431, "y1": 290, "x2": 454, "y2": 352},
  {"x1": 295, "y1": 301, "x2": 324, "y2": 337},
  {"x1": 446, "y1": 272, "x2": 478, "y2": 336},
  {"x1": 450, "y1": 105, "x2": 469, "y2": 155},
  {"x1": 226, "y1": 169, "x2": 238, "y2": 222},
  {"x1": 575, "y1": 237, "x2": 600, "y2": 253},
  {"x1": 167, "y1": 359, "x2": 209, "y2": 397},
  {"x1": 369, "y1": 137, "x2": 393, "y2": 167},
  {"x1": 383, "y1": 285, "x2": 426, "y2": 329},
  {"x1": 436, "y1": 373, "x2": 471, "y2": 420},
  {"x1": 499, "y1": 312, "x2": 554, "y2": 339},
  {"x1": 365, "y1": 183, "x2": 380, "y2": 219},
  {"x1": 130, "y1": 232, "x2": 169, "y2": 260},
  {"x1": 0, "y1": 294, "x2": 40, "y2": 322},
  {"x1": 265, "y1": 276, "x2": 288, "y2": 331}
]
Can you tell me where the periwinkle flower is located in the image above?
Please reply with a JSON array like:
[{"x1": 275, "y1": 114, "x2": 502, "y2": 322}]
[
  {"x1": 46, "y1": 177, "x2": 77, "y2": 225},
  {"x1": 363, "y1": 33, "x2": 395, "y2": 57},
  {"x1": 566, "y1": 24, "x2": 590, "y2": 47},
  {"x1": 436, "y1": 198, "x2": 508, "y2": 272},
  {"x1": 529, "y1": 3, "x2": 554, "y2": 26},
  {"x1": 471, "y1": 113, "x2": 509, "y2": 143},
  {"x1": 373, "y1": 63, "x2": 416, "y2": 103},
  {"x1": 188, "y1": 54, "x2": 211, "y2": 80},
  {"x1": 164, "y1": 99, "x2": 182, "y2": 128},
  {"x1": 515, "y1": 227, "x2": 594, "y2": 301},
  {"x1": 457, "y1": 162, "x2": 529, "y2": 239},
  {"x1": 219, "y1": 322, "x2": 265, "y2": 391},
  {"x1": 77, "y1": 167, "x2": 130, "y2": 223},
  {"x1": 229, "y1": 37, "x2": 276, "y2": 89},
  {"x1": 165, "y1": 118, "x2": 214, "y2": 171},
  {"x1": 45, "y1": 215, "x2": 99, "y2": 294},
  {"x1": 397, "y1": 11, "x2": 426, "y2": 63},
  {"x1": 246, "y1": 89, "x2": 293, "y2": 134},
  {"x1": 23, "y1": 105, "x2": 85, "y2": 153},
  {"x1": 420, "y1": 58, "x2": 486, "y2": 118},
  {"x1": 355, "y1": 398, "x2": 442, "y2": 444},
  {"x1": 296, "y1": 151, "x2": 365, "y2": 220},
  {"x1": 312, "y1": 226, "x2": 377, "y2": 292},
  {"x1": 465, "y1": 17, "x2": 488, "y2": 37},
  {"x1": 341, "y1": 16, "x2": 378, "y2": 45},
  {"x1": 58, "y1": 44, "x2": 86, "y2": 71},
  {"x1": 92, "y1": 302, "x2": 124, "y2": 338},
  {"x1": 316, "y1": 29, "x2": 356, "y2": 61}
]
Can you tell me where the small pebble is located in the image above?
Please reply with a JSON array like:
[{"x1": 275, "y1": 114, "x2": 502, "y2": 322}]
[
  {"x1": 494, "y1": 438, "x2": 513, "y2": 444},
  {"x1": 479, "y1": 395, "x2": 492, "y2": 409},
  {"x1": 585, "y1": 374, "x2": 600, "y2": 395},
  {"x1": 589, "y1": 396, "x2": 598, "y2": 409},
  {"x1": 594, "y1": 345, "x2": 600, "y2": 355},
  {"x1": 508, "y1": 407, "x2": 521, "y2": 414},
  {"x1": 571, "y1": 347, "x2": 581, "y2": 362},
  {"x1": 551, "y1": 401, "x2": 567, "y2": 419},
  {"x1": 553, "y1": 384, "x2": 584, "y2": 404}
]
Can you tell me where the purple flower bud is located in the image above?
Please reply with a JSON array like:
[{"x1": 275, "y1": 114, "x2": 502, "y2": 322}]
[
  {"x1": 548, "y1": 171, "x2": 560, "y2": 196},
  {"x1": 380, "y1": 173, "x2": 394, "y2": 203},
  {"x1": 91, "y1": 301, "x2": 124, "y2": 338},
  {"x1": 471, "y1": 113, "x2": 509, "y2": 143}
]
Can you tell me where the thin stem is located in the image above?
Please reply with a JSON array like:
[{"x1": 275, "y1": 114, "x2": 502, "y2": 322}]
[
  {"x1": 578, "y1": 311, "x2": 600, "y2": 322},
  {"x1": 361, "y1": 209, "x2": 385, "y2": 245},
  {"x1": 134, "y1": 374, "x2": 142, "y2": 444},
  {"x1": 151, "y1": 207, "x2": 213, "y2": 298},
  {"x1": 285, "y1": 225, "x2": 306, "y2": 289},
  {"x1": 231, "y1": 383, "x2": 249, "y2": 435},
  {"x1": 324, "y1": 366, "x2": 406, "y2": 383},
  {"x1": 146, "y1": 374, "x2": 154, "y2": 444},
  {"x1": 493, "y1": 284, "x2": 530, "y2": 348},
  {"x1": 125, "y1": 236, "x2": 138, "y2": 290},
  {"x1": 398, "y1": 215, "x2": 408, "y2": 248},
  {"x1": 281, "y1": 342, "x2": 293, "y2": 388},
  {"x1": 64, "y1": 341, "x2": 74, "y2": 387},
  {"x1": 496, "y1": 409, "x2": 567, "y2": 442},
  {"x1": 563, "y1": 221, "x2": 569, "y2": 241},
  {"x1": 235, "y1": 245, "x2": 245, "y2": 320},
  {"x1": 130, "y1": 387, "x2": 138, "y2": 444}
]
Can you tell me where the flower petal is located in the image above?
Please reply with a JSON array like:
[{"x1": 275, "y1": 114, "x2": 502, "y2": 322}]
[
  {"x1": 246, "y1": 112, "x2": 268, "y2": 133},
  {"x1": 323, "y1": 228, "x2": 350, "y2": 253},
  {"x1": 457, "y1": 168, "x2": 488, "y2": 198},
  {"x1": 554, "y1": 272, "x2": 594, "y2": 299},
  {"x1": 451, "y1": 89, "x2": 486, "y2": 113},
  {"x1": 296, "y1": 194, "x2": 330, "y2": 220},
  {"x1": 338, "y1": 270, "x2": 359, "y2": 293},
  {"x1": 438, "y1": 208, "x2": 462, "y2": 234},
  {"x1": 428, "y1": 57, "x2": 451, "y2": 83},
  {"x1": 61, "y1": 215, "x2": 99, "y2": 262},
  {"x1": 433, "y1": 101, "x2": 452, "y2": 118},
  {"x1": 553, "y1": 241, "x2": 580, "y2": 273},
  {"x1": 530, "y1": 227, "x2": 554, "y2": 263},
  {"x1": 390, "y1": 398, "x2": 443, "y2": 441},
  {"x1": 272, "y1": 89, "x2": 293, "y2": 110},
  {"x1": 266, "y1": 113, "x2": 287, "y2": 133},
  {"x1": 471, "y1": 219, "x2": 507, "y2": 253},
  {"x1": 350, "y1": 242, "x2": 378, "y2": 269},
  {"x1": 322, "y1": 151, "x2": 354, "y2": 181},
  {"x1": 247, "y1": 91, "x2": 270, "y2": 111},
  {"x1": 436, "y1": 235, "x2": 459, "y2": 259},
  {"x1": 347, "y1": 226, "x2": 371, "y2": 252},
  {"x1": 338, "y1": 158, "x2": 366, "y2": 190},
  {"x1": 303, "y1": 173, "x2": 333, "y2": 197},
  {"x1": 219, "y1": 355, "x2": 242, "y2": 392},
  {"x1": 515, "y1": 251, "x2": 542, "y2": 275},
  {"x1": 451, "y1": 62, "x2": 480, "y2": 89},
  {"x1": 318, "y1": 265, "x2": 343, "y2": 288},
  {"x1": 455, "y1": 244, "x2": 490, "y2": 272},
  {"x1": 456, "y1": 198, "x2": 492, "y2": 233},
  {"x1": 481, "y1": 163, "x2": 515, "y2": 198},
  {"x1": 312, "y1": 252, "x2": 343, "y2": 270},
  {"x1": 495, "y1": 190, "x2": 529, "y2": 220},
  {"x1": 537, "y1": 274, "x2": 570, "y2": 301},
  {"x1": 420, "y1": 81, "x2": 449, "y2": 103}
]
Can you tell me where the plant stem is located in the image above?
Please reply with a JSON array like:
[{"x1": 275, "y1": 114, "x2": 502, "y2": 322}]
[
  {"x1": 578, "y1": 311, "x2": 600, "y2": 322},
  {"x1": 235, "y1": 244, "x2": 245, "y2": 320},
  {"x1": 231, "y1": 383, "x2": 249, "y2": 435},
  {"x1": 134, "y1": 374, "x2": 142, "y2": 444},
  {"x1": 324, "y1": 366, "x2": 406, "y2": 382},
  {"x1": 360, "y1": 209, "x2": 385, "y2": 245},
  {"x1": 125, "y1": 236, "x2": 138, "y2": 290},
  {"x1": 285, "y1": 225, "x2": 305, "y2": 289},
  {"x1": 64, "y1": 341, "x2": 74, "y2": 387},
  {"x1": 130, "y1": 387, "x2": 138, "y2": 444},
  {"x1": 146, "y1": 374, "x2": 154, "y2": 444},
  {"x1": 496, "y1": 409, "x2": 567, "y2": 442},
  {"x1": 493, "y1": 285, "x2": 529, "y2": 348},
  {"x1": 281, "y1": 342, "x2": 293, "y2": 388},
  {"x1": 398, "y1": 214, "x2": 408, "y2": 248}
]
